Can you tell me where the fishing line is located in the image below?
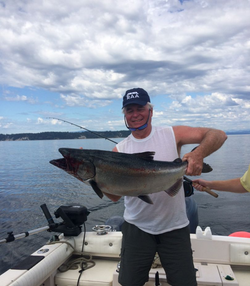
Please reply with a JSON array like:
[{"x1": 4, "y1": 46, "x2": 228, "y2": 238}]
[{"x1": 48, "y1": 117, "x2": 118, "y2": 144}]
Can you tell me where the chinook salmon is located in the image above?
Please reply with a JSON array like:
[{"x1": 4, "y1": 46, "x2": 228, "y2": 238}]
[{"x1": 50, "y1": 148, "x2": 212, "y2": 204}]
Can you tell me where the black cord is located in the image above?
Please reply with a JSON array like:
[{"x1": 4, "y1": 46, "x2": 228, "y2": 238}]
[
  {"x1": 77, "y1": 222, "x2": 87, "y2": 286},
  {"x1": 81, "y1": 222, "x2": 86, "y2": 253},
  {"x1": 57, "y1": 222, "x2": 95, "y2": 286}
]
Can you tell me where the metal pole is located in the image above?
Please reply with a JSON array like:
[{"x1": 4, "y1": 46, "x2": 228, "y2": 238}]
[{"x1": 0, "y1": 226, "x2": 50, "y2": 244}]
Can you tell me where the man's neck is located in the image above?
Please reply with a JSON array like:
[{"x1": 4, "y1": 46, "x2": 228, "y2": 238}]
[{"x1": 132, "y1": 125, "x2": 152, "y2": 139}]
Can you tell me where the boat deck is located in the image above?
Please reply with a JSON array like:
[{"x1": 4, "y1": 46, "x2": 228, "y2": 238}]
[{"x1": 1, "y1": 230, "x2": 250, "y2": 286}]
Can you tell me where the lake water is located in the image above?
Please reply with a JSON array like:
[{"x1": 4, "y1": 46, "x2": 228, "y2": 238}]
[{"x1": 0, "y1": 134, "x2": 250, "y2": 274}]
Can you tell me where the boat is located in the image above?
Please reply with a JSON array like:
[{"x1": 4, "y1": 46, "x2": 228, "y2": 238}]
[{"x1": 0, "y1": 202, "x2": 250, "y2": 286}]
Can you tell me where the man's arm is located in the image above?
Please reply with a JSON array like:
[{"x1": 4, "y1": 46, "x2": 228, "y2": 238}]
[
  {"x1": 102, "y1": 146, "x2": 122, "y2": 202},
  {"x1": 192, "y1": 178, "x2": 247, "y2": 193},
  {"x1": 173, "y1": 126, "x2": 227, "y2": 176}
]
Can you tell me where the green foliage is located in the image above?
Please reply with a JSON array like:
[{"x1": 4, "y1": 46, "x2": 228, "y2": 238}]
[{"x1": 0, "y1": 131, "x2": 130, "y2": 141}]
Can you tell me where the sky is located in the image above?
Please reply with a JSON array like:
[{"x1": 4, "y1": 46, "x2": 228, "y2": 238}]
[{"x1": 0, "y1": 0, "x2": 250, "y2": 135}]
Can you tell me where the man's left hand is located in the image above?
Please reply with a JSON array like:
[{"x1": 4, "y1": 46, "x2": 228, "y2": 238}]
[{"x1": 182, "y1": 152, "x2": 203, "y2": 176}]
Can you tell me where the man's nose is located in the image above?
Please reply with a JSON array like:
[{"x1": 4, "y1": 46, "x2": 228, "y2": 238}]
[{"x1": 131, "y1": 110, "x2": 139, "y2": 117}]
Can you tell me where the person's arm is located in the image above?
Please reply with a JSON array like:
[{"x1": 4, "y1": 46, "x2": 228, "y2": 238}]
[
  {"x1": 173, "y1": 126, "x2": 227, "y2": 176},
  {"x1": 192, "y1": 178, "x2": 247, "y2": 193},
  {"x1": 102, "y1": 146, "x2": 122, "y2": 202}
]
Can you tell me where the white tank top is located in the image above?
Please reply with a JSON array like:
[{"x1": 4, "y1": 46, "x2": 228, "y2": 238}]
[{"x1": 116, "y1": 126, "x2": 189, "y2": 234}]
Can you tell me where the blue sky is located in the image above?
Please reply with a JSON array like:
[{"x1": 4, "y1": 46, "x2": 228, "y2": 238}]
[{"x1": 0, "y1": 0, "x2": 250, "y2": 134}]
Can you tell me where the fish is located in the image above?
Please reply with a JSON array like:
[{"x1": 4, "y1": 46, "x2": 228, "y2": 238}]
[{"x1": 50, "y1": 148, "x2": 212, "y2": 204}]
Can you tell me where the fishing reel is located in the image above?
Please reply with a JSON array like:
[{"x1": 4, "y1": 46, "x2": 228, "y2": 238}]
[
  {"x1": 40, "y1": 204, "x2": 90, "y2": 236},
  {"x1": 183, "y1": 177, "x2": 194, "y2": 197}
]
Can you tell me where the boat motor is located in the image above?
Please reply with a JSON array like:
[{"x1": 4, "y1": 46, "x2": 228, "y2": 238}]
[{"x1": 40, "y1": 204, "x2": 90, "y2": 236}]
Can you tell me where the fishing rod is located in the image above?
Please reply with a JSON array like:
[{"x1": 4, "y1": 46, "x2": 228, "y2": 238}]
[
  {"x1": 48, "y1": 117, "x2": 118, "y2": 144},
  {"x1": 0, "y1": 226, "x2": 50, "y2": 245},
  {"x1": 0, "y1": 204, "x2": 90, "y2": 244},
  {"x1": 184, "y1": 176, "x2": 218, "y2": 198}
]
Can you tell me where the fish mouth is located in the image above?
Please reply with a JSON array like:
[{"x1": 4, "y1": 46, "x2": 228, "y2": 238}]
[{"x1": 50, "y1": 158, "x2": 67, "y2": 170}]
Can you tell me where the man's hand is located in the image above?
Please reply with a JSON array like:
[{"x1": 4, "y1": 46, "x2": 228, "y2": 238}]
[
  {"x1": 182, "y1": 151, "x2": 203, "y2": 176},
  {"x1": 174, "y1": 126, "x2": 227, "y2": 176}
]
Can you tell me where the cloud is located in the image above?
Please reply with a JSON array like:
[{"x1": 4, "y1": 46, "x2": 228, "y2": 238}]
[
  {"x1": 1, "y1": 0, "x2": 248, "y2": 97},
  {"x1": 0, "y1": 0, "x2": 249, "y2": 133},
  {"x1": 155, "y1": 91, "x2": 250, "y2": 131},
  {"x1": 36, "y1": 117, "x2": 44, "y2": 124},
  {"x1": 0, "y1": 116, "x2": 14, "y2": 129},
  {"x1": 60, "y1": 94, "x2": 112, "y2": 108},
  {"x1": 4, "y1": 94, "x2": 27, "y2": 101},
  {"x1": 3, "y1": 93, "x2": 38, "y2": 104},
  {"x1": 170, "y1": 92, "x2": 240, "y2": 112}
]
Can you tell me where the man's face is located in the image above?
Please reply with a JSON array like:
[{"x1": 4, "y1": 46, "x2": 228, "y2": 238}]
[{"x1": 124, "y1": 104, "x2": 151, "y2": 129}]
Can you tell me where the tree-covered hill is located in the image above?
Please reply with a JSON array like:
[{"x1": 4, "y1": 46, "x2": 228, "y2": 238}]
[{"x1": 0, "y1": 130, "x2": 130, "y2": 141}]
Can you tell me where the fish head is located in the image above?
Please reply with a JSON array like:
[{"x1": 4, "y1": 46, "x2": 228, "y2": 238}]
[{"x1": 50, "y1": 148, "x2": 96, "y2": 181}]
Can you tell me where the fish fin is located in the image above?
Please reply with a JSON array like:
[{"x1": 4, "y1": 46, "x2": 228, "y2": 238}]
[
  {"x1": 133, "y1": 151, "x2": 155, "y2": 161},
  {"x1": 173, "y1": 158, "x2": 182, "y2": 163},
  {"x1": 202, "y1": 162, "x2": 213, "y2": 173},
  {"x1": 138, "y1": 195, "x2": 153, "y2": 204},
  {"x1": 165, "y1": 178, "x2": 183, "y2": 197},
  {"x1": 88, "y1": 180, "x2": 104, "y2": 199}
]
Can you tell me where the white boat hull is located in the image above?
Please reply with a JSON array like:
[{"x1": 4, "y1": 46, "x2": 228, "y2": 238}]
[{"x1": 1, "y1": 228, "x2": 250, "y2": 286}]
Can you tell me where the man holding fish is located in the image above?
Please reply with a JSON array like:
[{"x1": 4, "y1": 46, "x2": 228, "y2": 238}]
[
  {"x1": 50, "y1": 87, "x2": 227, "y2": 286},
  {"x1": 106, "y1": 88, "x2": 227, "y2": 286}
]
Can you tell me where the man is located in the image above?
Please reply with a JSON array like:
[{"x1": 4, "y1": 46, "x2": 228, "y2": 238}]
[
  {"x1": 105, "y1": 88, "x2": 227, "y2": 286},
  {"x1": 193, "y1": 165, "x2": 250, "y2": 193}
]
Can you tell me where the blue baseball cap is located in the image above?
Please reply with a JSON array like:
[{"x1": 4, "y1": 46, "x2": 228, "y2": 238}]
[{"x1": 122, "y1": 88, "x2": 151, "y2": 108}]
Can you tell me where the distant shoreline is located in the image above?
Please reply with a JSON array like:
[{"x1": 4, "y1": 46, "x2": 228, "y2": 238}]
[
  {"x1": 0, "y1": 130, "x2": 249, "y2": 141},
  {"x1": 0, "y1": 130, "x2": 130, "y2": 141}
]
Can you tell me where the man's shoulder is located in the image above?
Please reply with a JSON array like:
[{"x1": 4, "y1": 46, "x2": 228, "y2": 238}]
[
  {"x1": 155, "y1": 125, "x2": 172, "y2": 131},
  {"x1": 154, "y1": 125, "x2": 173, "y2": 135}
]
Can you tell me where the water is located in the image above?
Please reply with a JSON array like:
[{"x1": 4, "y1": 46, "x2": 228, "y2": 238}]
[
  {"x1": 0, "y1": 135, "x2": 250, "y2": 274},
  {"x1": 0, "y1": 138, "x2": 125, "y2": 274},
  {"x1": 181, "y1": 134, "x2": 250, "y2": 235}
]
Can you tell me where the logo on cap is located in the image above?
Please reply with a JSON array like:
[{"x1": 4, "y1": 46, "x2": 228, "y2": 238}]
[{"x1": 126, "y1": 92, "x2": 140, "y2": 100}]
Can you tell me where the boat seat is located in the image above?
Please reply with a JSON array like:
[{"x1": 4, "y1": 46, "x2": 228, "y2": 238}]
[
  {"x1": 73, "y1": 232, "x2": 122, "y2": 258},
  {"x1": 191, "y1": 230, "x2": 250, "y2": 266},
  {"x1": 230, "y1": 243, "x2": 250, "y2": 265}
]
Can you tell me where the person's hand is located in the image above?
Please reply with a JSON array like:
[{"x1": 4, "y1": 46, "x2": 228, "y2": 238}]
[
  {"x1": 182, "y1": 152, "x2": 203, "y2": 176},
  {"x1": 192, "y1": 179, "x2": 210, "y2": 192}
]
